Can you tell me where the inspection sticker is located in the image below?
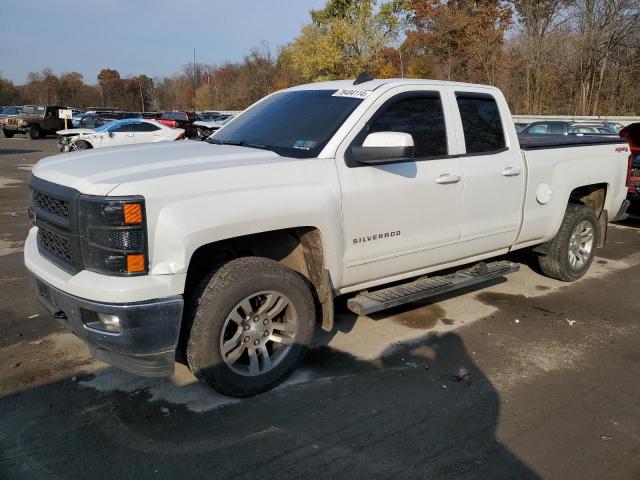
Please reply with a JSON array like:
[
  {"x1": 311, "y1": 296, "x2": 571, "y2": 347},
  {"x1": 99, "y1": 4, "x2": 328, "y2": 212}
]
[
  {"x1": 332, "y1": 89, "x2": 372, "y2": 99},
  {"x1": 293, "y1": 139, "x2": 318, "y2": 150}
]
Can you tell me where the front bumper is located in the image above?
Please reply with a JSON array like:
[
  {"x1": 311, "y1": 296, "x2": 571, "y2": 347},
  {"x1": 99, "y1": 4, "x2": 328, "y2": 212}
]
[
  {"x1": 32, "y1": 274, "x2": 184, "y2": 377},
  {"x1": 3, "y1": 126, "x2": 26, "y2": 133}
]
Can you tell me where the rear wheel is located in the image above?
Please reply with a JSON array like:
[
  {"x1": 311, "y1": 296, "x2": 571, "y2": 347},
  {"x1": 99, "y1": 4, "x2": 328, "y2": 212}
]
[
  {"x1": 186, "y1": 257, "x2": 315, "y2": 397},
  {"x1": 26, "y1": 125, "x2": 40, "y2": 140},
  {"x1": 2, "y1": 129, "x2": 14, "y2": 138},
  {"x1": 538, "y1": 204, "x2": 598, "y2": 281}
]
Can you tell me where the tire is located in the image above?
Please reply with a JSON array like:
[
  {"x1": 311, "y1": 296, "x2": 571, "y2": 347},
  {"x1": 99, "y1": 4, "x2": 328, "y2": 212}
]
[
  {"x1": 538, "y1": 204, "x2": 598, "y2": 282},
  {"x1": 186, "y1": 257, "x2": 315, "y2": 397},
  {"x1": 2, "y1": 129, "x2": 14, "y2": 138},
  {"x1": 26, "y1": 125, "x2": 40, "y2": 140},
  {"x1": 72, "y1": 140, "x2": 90, "y2": 150}
]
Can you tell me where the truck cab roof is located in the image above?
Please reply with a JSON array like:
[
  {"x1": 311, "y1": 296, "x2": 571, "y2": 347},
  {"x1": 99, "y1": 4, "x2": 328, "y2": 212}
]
[{"x1": 285, "y1": 78, "x2": 500, "y2": 93}]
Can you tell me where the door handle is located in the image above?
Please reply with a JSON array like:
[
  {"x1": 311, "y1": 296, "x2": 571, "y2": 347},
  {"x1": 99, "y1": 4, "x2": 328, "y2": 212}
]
[
  {"x1": 435, "y1": 173, "x2": 461, "y2": 184},
  {"x1": 502, "y1": 167, "x2": 522, "y2": 177}
]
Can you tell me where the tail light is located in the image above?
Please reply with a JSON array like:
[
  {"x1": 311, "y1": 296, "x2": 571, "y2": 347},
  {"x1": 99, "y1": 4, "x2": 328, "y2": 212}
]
[
  {"x1": 159, "y1": 119, "x2": 178, "y2": 129},
  {"x1": 619, "y1": 126, "x2": 637, "y2": 190}
]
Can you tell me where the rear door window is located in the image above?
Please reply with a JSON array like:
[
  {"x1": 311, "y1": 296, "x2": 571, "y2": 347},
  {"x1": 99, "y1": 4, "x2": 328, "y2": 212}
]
[
  {"x1": 548, "y1": 123, "x2": 565, "y2": 134},
  {"x1": 132, "y1": 122, "x2": 160, "y2": 132},
  {"x1": 455, "y1": 93, "x2": 506, "y2": 154}
]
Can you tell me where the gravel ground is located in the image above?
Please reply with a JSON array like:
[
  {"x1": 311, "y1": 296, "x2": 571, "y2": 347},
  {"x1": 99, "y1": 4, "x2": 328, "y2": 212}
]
[{"x1": 1, "y1": 137, "x2": 640, "y2": 479}]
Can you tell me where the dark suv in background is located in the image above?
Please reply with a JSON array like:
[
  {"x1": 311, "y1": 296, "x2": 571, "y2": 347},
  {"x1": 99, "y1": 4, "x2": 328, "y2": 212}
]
[{"x1": 1, "y1": 105, "x2": 67, "y2": 139}]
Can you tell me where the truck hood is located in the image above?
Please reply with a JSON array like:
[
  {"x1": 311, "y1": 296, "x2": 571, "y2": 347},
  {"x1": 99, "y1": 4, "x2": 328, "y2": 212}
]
[{"x1": 31, "y1": 141, "x2": 286, "y2": 195}]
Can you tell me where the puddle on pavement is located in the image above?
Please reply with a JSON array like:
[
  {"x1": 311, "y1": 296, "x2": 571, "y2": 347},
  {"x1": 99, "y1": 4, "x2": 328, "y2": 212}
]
[
  {"x1": 0, "y1": 177, "x2": 22, "y2": 189},
  {"x1": 475, "y1": 291, "x2": 527, "y2": 307},
  {"x1": 0, "y1": 239, "x2": 24, "y2": 256},
  {"x1": 375, "y1": 302, "x2": 447, "y2": 329}
]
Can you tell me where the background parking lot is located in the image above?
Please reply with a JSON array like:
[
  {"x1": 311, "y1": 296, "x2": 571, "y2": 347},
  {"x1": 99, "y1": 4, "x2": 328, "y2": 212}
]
[{"x1": 1, "y1": 137, "x2": 640, "y2": 479}]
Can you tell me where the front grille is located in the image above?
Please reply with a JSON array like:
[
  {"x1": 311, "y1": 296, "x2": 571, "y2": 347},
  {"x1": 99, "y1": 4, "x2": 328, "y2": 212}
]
[
  {"x1": 38, "y1": 227, "x2": 73, "y2": 266},
  {"x1": 32, "y1": 191, "x2": 70, "y2": 218},
  {"x1": 6, "y1": 117, "x2": 20, "y2": 127}
]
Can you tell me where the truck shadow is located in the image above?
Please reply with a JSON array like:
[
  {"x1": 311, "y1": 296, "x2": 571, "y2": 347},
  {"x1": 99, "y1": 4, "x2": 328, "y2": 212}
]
[
  {"x1": 0, "y1": 149, "x2": 39, "y2": 155},
  {"x1": 0, "y1": 331, "x2": 540, "y2": 479}
]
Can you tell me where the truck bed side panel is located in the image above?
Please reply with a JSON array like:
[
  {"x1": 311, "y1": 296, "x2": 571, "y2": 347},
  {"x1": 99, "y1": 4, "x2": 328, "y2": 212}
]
[{"x1": 514, "y1": 143, "x2": 629, "y2": 248}]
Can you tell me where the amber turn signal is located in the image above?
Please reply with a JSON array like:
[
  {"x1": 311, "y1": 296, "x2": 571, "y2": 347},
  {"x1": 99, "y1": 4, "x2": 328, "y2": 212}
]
[
  {"x1": 126, "y1": 254, "x2": 146, "y2": 273},
  {"x1": 123, "y1": 203, "x2": 143, "y2": 224}
]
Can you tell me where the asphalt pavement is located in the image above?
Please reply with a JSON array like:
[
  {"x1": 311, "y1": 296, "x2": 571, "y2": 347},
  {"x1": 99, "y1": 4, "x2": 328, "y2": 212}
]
[{"x1": 1, "y1": 137, "x2": 640, "y2": 479}]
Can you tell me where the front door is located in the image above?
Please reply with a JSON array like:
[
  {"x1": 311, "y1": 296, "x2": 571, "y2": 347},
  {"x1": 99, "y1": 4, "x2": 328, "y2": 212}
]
[
  {"x1": 103, "y1": 123, "x2": 135, "y2": 147},
  {"x1": 336, "y1": 87, "x2": 463, "y2": 287}
]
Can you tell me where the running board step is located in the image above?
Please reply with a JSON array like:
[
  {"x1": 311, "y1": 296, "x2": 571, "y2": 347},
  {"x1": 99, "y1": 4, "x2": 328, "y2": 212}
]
[{"x1": 347, "y1": 261, "x2": 520, "y2": 316}]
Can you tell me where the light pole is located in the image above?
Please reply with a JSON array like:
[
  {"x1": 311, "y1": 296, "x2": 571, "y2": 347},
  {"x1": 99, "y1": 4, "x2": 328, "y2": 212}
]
[{"x1": 193, "y1": 48, "x2": 196, "y2": 112}]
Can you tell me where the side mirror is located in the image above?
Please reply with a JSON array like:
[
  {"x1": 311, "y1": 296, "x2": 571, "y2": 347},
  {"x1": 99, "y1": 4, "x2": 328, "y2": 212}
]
[{"x1": 350, "y1": 132, "x2": 414, "y2": 164}]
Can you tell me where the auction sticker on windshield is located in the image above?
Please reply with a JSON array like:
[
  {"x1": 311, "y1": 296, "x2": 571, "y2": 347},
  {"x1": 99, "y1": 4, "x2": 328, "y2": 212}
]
[{"x1": 332, "y1": 89, "x2": 372, "y2": 99}]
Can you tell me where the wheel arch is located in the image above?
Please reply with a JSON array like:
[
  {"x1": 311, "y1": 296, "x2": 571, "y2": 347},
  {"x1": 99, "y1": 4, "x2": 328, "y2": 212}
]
[
  {"x1": 568, "y1": 183, "x2": 608, "y2": 248},
  {"x1": 180, "y1": 227, "x2": 335, "y2": 353},
  {"x1": 535, "y1": 182, "x2": 609, "y2": 255}
]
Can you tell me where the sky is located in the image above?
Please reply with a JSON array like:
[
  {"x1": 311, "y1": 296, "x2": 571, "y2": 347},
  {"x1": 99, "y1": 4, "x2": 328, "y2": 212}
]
[{"x1": 0, "y1": 0, "x2": 326, "y2": 84}]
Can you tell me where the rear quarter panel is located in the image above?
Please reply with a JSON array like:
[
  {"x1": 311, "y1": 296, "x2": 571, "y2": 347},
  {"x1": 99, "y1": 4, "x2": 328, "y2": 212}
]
[{"x1": 514, "y1": 143, "x2": 629, "y2": 248}]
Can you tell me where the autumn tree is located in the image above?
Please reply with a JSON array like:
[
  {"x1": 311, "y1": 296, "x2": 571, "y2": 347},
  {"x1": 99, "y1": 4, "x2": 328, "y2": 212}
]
[
  {"x1": 0, "y1": 76, "x2": 20, "y2": 105},
  {"x1": 571, "y1": 0, "x2": 640, "y2": 115},
  {"x1": 97, "y1": 68, "x2": 122, "y2": 107}
]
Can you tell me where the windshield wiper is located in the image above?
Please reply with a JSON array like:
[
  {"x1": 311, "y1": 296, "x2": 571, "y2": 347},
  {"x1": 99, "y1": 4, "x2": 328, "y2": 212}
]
[{"x1": 209, "y1": 139, "x2": 272, "y2": 151}]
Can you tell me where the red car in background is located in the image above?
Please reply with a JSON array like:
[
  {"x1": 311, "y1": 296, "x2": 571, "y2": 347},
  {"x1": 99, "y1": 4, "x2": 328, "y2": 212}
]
[
  {"x1": 159, "y1": 111, "x2": 199, "y2": 138},
  {"x1": 620, "y1": 123, "x2": 640, "y2": 204}
]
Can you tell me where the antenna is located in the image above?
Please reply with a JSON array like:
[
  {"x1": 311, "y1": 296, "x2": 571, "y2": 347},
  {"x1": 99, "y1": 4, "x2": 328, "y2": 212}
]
[{"x1": 353, "y1": 72, "x2": 374, "y2": 85}]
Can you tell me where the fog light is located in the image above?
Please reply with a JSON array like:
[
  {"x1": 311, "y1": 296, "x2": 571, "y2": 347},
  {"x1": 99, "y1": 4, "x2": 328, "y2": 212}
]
[
  {"x1": 96, "y1": 313, "x2": 121, "y2": 333},
  {"x1": 82, "y1": 309, "x2": 122, "y2": 333}
]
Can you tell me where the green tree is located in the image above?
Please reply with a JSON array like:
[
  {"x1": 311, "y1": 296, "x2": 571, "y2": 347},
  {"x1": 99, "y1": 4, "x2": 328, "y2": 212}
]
[{"x1": 284, "y1": 0, "x2": 407, "y2": 81}]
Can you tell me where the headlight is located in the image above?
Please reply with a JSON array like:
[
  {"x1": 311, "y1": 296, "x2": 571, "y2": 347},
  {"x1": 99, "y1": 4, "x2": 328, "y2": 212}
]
[
  {"x1": 20, "y1": 120, "x2": 28, "y2": 126},
  {"x1": 78, "y1": 196, "x2": 148, "y2": 275}
]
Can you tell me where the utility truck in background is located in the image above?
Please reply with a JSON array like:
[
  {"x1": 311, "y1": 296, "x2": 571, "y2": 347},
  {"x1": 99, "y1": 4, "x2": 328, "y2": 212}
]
[{"x1": 25, "y1": 77, "x2": 631, "y2": 396}]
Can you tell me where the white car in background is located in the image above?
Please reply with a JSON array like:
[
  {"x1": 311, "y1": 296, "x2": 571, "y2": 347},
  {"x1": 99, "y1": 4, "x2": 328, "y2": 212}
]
[{"x1": 56, "y1": 118, "x2": 185, "y2": 152}]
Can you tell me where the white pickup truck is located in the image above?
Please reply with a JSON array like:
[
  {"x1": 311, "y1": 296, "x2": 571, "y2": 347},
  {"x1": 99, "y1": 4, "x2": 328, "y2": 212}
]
[{"x1": 25, "y1": 78, "x2": 631, "y2": 396}]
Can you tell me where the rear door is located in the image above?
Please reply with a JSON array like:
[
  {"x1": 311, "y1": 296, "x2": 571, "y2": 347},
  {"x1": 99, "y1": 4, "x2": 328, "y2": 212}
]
[
  {"x1": 449, "y1": 90, "x2": 525, "y2": 255},
  {"x1": 130, "y1": 121, "x2": 163, "y2": 143}
]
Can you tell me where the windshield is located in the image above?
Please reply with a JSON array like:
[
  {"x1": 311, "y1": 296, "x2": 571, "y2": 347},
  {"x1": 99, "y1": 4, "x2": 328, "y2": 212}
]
[
  {"x1": 2, "y1": 106, "x2": 20, "y2": 115},
  {"x1": 22, "y1": 106, "x2": 45, "y2": 116},
  {"x1": 210, "y1": 90, "x2": 364, "y2": 158}
]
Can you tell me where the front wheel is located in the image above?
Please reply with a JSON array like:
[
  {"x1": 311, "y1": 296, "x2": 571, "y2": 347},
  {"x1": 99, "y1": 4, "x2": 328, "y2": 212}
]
[
  {"x1": 26, "y1": 125, "x2": 41, "y2": 140},
  {"x1": 186, "y1": 257, "x2": 315, "y2": 397},
  {"x1": 2, "y1": 129, "x2": 14, "y2": 138},
  {"x1": 538, "y1": 204, "x2": 598, "y2": 281},
  {"x1": 72, "y1": 140, "x2": 90, "y2": 150}
]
